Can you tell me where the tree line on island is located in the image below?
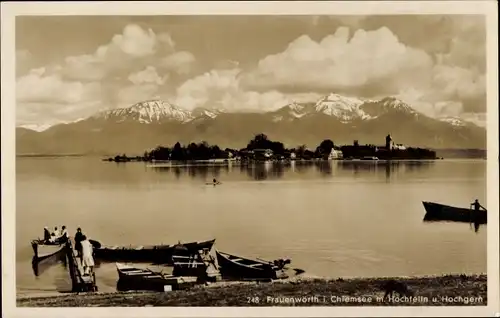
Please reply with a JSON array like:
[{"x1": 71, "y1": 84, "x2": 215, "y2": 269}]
[{"x1": 105, "y1": 133, "x2": 438, "y2": 162}]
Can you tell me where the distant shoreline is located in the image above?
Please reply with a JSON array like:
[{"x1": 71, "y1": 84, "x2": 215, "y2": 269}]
[
  {"x1": 16, "y1": 274, "x2": 487, "y2": 307},
  {"x1": 15, "y1": 148, "x2": 487, "y2": 160}
]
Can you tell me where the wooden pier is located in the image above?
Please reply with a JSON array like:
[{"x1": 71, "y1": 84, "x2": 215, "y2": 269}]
[{"x1": 65, "y1": 240, "x2": 98, "y2": 292}]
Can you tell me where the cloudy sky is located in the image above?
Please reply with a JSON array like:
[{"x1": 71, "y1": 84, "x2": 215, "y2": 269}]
[{"x1": 16, "y1": 15, "x2": 486, "y2": 128}]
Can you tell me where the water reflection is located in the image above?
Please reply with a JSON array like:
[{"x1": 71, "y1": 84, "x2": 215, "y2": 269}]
[
  {"x1": 32, "y1": 252, "x2": 67, "y2": 277},
  {"x1": 16, "y1": 157, "x2": 451, "y2": 185},
  {"x1": 149, "y1": 160, "x2": 435, "y2": 182},
  {"x1": 155, "y1": 164, "x2": 229, "y2": 181},
  {"x1": 337, "y1": 160, "x2": 434, "y2": 182}
]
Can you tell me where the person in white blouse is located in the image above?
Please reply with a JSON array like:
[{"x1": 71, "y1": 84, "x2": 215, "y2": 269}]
[{"x1": 80, "y1": 235, "x2": 95, "y2": 275}]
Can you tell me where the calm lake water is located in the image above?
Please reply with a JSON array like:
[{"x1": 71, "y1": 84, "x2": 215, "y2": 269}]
[{"x1": 16, "y1": 158, "x2": 487, "y2": 296}]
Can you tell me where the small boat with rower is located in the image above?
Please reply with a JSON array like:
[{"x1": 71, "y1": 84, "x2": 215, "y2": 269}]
[{"x1": 422, "y1": 201, "x2": 487, "y2": 224}]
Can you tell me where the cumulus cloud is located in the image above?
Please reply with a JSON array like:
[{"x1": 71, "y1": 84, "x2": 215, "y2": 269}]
[
  {"x1": 16, "y1": 23, "x2": 198, "y2": 126},
  {"x1": 128, "y1": 66, "x2": 167, "y2": 85},
  {"x1": 57, "y1": 24, "x2": 180, "y2": 82},
  {"x1": 174, "y1": 68, "x2": 321, "y2": 111},
  {"x1": 17, "y1": 67, "x2": 101, "y2": 104},
  {"x1": 63, "y1": 54, "x2": 107, "y2": 81},
  {"x1": 110, "y1": 24, "x2": 159, "y2": 57},
  {"x1": 242, "y1": 27, "x2": 434, "y2": 95},
  {"x1": 430, "y1": 65, "x2": 485, "y2": 104},
  {"x1": 238, "y1": 25, "x2": 485, "y2": 116},
  {"x1": 16, "y1": 17, "x2": 486, "y2": 128},
  {"x1": 161, "y1": 51, "x2": 196, "y2": 75},
  {"x1": 16, "y1": 67, "x2": 104, "y2": 127}
]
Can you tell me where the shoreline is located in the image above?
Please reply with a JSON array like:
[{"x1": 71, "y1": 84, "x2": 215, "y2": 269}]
[{"x1": 17, "y1": 274, "x2": 487, "y2": 307}]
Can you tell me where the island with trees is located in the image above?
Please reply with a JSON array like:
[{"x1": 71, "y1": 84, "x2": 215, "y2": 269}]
[{"x1": 103, "y1": 133, "x2": 438, "y2": 163}]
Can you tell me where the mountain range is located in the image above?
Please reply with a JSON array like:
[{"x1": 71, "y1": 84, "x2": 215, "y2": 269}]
[{"x1": 16, "y1": 93, "x2": 486, "y2": 155}]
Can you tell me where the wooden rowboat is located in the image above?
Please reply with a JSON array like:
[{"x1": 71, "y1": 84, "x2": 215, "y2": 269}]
[
  {"x1": 172, "y1": 250, "x2": 221, "y2": 282},
  {"x1": 31, "y1": 239, "x2": 67, "y2": 262},
  {"x1": 115, "y1": 263, "x2": 198, "y2": 291},
  {"x1": 215, "y1": 250, "x2": 288, "y2": 281},
  {"x1": 422, "y1": 201, "x2": 487, "y2": 224},
  {"x1": 93, "y1": 238, "x2": 216, "y2": 264}
]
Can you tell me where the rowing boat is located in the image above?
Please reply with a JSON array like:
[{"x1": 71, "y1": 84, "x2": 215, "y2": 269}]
[
  {"x1": 115, "y1": 263, "x2": 198, "y2": 291},
  {"x1": 31, "y1": 239, "x2": 67, "y2": 262},
  {"x1": 93, "y1": 238, "x2": 216, "y2": 264},
  {"x1": 172, "y1": 249, "x2": 221, "y2": 282},
  {"x1": 422, "y1": 201, "x2": 487, "y2": 224},
  {"x1": 215, "y1": 250, "x2": 288, "y2": 280}
]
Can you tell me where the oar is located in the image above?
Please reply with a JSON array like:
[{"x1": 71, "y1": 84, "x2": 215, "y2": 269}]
[
  {"x1": 469, "y1": 206, "x2": 473, "y2": 229},
  {"x1": 256, "y1": 257, "x2": 271, "y2": 264},
  {"x1": 257, "y1": 257, "x2": 304, "y2": 275},
  {"x1": 146, "y1": 267, "x2": 164, "y2": 275}
]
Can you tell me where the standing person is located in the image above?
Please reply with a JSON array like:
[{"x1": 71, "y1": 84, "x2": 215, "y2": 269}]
[
  {"x1": 60, "y1": 226, "x2": 68, "y2": 242},
  {"x1": 74, "y1": 228, "x2": 84, "y2": 259},
  {"x1": 43, "y1": 227, "x2": 51, "y2": 243},
  {"x1": 80, "y1": 235, "x2": 95, "y2": 275}
]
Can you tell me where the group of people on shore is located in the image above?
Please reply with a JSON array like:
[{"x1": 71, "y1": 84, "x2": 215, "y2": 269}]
[
  {"x1": 74, "y1": 227, "x2": 95, "y2": 275},
  {"x1": 42, "y1": 226, "x2": 95, "y2": 275}
]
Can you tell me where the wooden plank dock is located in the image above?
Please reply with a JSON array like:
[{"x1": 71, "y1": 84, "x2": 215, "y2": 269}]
[{"x1": 65, "y1": 240, "x2": 98, "y2": 292}]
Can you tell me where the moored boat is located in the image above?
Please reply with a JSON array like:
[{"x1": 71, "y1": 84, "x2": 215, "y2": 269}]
[
  {"x1": 172, "y1": 249, "x2": 221, "y2": 282},
  {"x1": 94, "y1": 238, "x2": 216, "y2": 264},
  {"x1": 31, "y1": 239, "x2": 67, "y2": 262},
  {"x1": 115, "y1": 263, "x2": 198, "y2": 291},
  {"x1": 422, "y1": 201, "x2": 487, "y2": 224},
  {"x1": 215, "y1": 250, "x2": 289, "y2": 281}
]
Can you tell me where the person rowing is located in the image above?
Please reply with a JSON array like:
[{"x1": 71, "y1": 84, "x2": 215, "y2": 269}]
[
  {"x1": 470, "y1": 199, "x2": 486, "y2": 211},
  {"x1": 207, "y1": 178, "x2": 221, "y2": 186},
  {"x1": 470, "y1": 199, "x2": 486, "y2": 232}
]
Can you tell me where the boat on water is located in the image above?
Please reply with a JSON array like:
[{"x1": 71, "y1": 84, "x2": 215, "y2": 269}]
[
  {"x1": 115, "y1": 263, "x2": 198, "y2": 292},
  {"x1": 93, "y1": 238, "x2": 216, "y2": 264},
  {"x1": 422, "y1": 201, "x2": 487, "y2": 224},
  {"x1": 31, "y1": 239, "x2": 67, "y2": 262},
  {"x1": 215, "y1": 250, "x2": 289, "y2": 281}
]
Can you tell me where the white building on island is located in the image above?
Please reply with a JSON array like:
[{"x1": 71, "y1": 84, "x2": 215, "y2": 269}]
[{"x1": 328, "y1": 148, "x2": 344, "y2": 160}]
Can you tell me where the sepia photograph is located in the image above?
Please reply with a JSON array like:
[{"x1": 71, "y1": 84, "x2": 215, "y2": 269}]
[{"x1": 1, "y1": 1, "x2": 499, "y2": 317}]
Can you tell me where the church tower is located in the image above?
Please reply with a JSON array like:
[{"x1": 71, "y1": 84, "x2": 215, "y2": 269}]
[{"x1": 385, "y1": 134, "x2": 393, "y2": 150}]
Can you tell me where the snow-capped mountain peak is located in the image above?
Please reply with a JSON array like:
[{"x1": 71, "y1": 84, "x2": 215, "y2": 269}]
[
  {"x1": 438, "y1": 116, "x2": 467, "y2": 127},
  {"x1": 96, "y1": 100, "x2": 194, "y2": 123},
  {"x1": 314, "y1": 93, "x2": 368, "y2": 121},
  {"x1": 379, "y1": 97, "x2": 414, "y2": 112},
  {"x1": 191, "y1": 107, "x2": 225, "y2": 119},
  {"x1": 288, "y1": 102, "x2": 306, "y2": 112},
  {"x1": 18, "y1": 123, "x2": 53, "y2": 132},
  {"x1": 271, "y1": 102, "x2": 313, "y2": 122}
]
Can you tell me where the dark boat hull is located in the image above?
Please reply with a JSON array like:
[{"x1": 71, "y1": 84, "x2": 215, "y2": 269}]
[
  {"x1": 422, "y1": 201, "x2": 487, "y2": 224},
  {"x1": 31, "y1": 240, "x2": 67, "y2": 262},
  {"x1": 215, "y1": 250, "x2": 287, "y2": 280},
  {"x1": 94, "y1": 239, "x2": 216, "y2": 264},
  {"x1": 115, "y1": 263, "x2": 197, "y2": 291}
]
